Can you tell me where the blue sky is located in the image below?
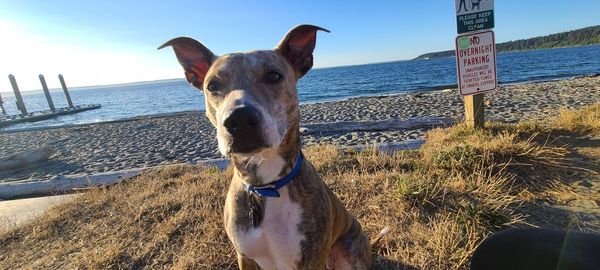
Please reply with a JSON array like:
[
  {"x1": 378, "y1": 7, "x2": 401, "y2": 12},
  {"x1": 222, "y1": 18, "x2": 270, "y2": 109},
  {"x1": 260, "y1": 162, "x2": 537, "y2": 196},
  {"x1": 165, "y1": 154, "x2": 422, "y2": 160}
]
[{"x1": 1, "y1": 0, "x2": 599, "y2": 92}]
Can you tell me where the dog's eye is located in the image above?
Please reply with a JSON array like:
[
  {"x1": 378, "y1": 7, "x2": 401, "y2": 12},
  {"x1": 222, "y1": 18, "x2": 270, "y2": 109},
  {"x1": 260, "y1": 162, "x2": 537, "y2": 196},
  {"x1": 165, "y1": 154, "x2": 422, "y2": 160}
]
[
  {"x1": 206, "y1": 82, "x2": 220, "y2": 92},
  {"x1": 265, "y1": 71, "x2": 283, "y2": 83}
]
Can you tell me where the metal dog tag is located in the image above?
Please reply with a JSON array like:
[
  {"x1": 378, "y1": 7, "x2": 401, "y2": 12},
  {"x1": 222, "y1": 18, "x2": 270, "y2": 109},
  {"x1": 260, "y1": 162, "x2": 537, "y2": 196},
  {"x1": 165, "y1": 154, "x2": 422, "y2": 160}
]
[{"x1": 248, "y1": 194, "x2": 263, "y2": 228}]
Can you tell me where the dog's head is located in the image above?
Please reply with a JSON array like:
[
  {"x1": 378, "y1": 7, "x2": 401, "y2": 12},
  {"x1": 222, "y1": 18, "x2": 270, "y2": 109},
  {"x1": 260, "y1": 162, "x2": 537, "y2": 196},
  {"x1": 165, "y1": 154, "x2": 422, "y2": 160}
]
[{"x1": 160, "y1": 25, "x2": 328, "y2": 157}]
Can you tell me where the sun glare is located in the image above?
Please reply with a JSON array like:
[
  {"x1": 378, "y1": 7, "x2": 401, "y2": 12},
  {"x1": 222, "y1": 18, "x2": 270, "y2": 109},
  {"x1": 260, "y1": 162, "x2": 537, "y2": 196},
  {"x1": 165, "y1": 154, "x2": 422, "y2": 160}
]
[{"x1": 0, "y1": 20, "x2": 180, "y2": 93}]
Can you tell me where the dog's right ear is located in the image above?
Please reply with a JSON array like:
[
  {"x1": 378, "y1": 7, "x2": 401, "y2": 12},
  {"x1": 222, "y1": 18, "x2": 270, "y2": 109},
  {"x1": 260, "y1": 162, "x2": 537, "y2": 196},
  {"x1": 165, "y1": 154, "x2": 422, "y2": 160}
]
[
  {"x1": 158, "y1": 37, "x2": 216, "y2": 89},
  {"x1": 276, "y1": 25, "x2": 329, "y2": 79}
]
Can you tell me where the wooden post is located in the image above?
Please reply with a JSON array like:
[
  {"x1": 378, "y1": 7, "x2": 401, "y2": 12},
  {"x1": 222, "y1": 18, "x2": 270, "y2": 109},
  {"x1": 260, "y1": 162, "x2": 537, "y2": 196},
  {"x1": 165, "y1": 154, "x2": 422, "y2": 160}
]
[
  {"x1": 0, "y1": 92, "x2": 5, "y2": 114},
  {"x1": 58, "y1": 74, "x2": 74, "y2": 108},
  {"x1": 464, "y1": 93, "x2": 485, "y2": 129},
  {"x1": 8, "y1": 74, "x2": 28, "y2": 115},
  {"x1": 38, "y1": 74, "x2": 56, "y2": 111}
]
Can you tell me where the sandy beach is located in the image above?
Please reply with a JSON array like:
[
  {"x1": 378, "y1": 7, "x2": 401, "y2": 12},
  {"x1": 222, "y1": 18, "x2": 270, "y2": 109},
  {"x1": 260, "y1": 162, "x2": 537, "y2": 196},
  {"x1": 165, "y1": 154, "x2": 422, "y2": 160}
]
[{"x1": 1, "y1": 75, "x2": 599, "y2": 182}]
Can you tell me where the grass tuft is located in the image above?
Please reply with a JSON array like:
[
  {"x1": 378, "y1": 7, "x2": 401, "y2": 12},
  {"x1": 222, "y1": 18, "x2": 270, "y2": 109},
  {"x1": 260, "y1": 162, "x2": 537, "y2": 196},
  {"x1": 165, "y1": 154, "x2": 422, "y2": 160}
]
[{"x1": 553, "y1": 103, "x2": 600, "y2": 134}]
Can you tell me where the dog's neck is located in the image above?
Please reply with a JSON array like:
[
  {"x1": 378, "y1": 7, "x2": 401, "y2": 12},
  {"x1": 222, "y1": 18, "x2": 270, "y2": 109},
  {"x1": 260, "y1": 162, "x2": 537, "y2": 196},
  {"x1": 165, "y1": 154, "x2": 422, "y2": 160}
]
[{"x1": 231, "y1": 121, "x2": 301, "y2": 186}]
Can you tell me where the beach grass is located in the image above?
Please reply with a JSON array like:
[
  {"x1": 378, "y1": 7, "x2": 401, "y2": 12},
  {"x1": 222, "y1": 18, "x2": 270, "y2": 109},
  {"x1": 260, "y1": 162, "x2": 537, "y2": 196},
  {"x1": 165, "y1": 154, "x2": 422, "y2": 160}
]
[
  {"x1": 0, "y1": 103, "x2": 599, "y2": 269},
  {"x1": 554, "y1": 102, "x2": 600, "y2": 134}
]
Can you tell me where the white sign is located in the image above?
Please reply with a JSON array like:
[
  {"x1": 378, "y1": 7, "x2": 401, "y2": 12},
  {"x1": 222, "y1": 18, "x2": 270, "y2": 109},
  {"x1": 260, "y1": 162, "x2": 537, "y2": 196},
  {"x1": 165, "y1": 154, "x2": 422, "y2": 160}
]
[
  {"x1": 455, "y1": 0, "x2": 494, "y2": 33},
  {"x1": 455, "y1": 30, "x2": 497, "y2": 96}
]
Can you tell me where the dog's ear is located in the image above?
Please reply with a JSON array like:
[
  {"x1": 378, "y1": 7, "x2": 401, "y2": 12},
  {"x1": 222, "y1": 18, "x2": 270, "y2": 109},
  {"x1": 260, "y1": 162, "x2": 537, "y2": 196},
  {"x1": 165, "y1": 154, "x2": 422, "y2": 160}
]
[
  {"x1": 158, "y1": 37, "x2": 216, "y2": 89},
  {"x1": 276, "y1": 25, "x2": 329, "y2": 78}
]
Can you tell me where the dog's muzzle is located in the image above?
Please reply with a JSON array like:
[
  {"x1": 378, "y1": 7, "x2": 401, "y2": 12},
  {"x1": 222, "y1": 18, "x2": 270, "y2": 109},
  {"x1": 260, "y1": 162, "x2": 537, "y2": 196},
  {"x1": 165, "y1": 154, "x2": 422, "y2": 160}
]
[{"x1": 224, "y1": 106, "x2": 268, "y2": 153}]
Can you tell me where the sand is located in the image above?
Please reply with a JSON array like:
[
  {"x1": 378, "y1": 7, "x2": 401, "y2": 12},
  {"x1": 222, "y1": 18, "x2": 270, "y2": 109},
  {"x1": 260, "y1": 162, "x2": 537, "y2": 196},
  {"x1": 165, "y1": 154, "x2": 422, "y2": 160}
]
[{"x1": 1, "y1": 75, "x2": 599, "y2": 182}]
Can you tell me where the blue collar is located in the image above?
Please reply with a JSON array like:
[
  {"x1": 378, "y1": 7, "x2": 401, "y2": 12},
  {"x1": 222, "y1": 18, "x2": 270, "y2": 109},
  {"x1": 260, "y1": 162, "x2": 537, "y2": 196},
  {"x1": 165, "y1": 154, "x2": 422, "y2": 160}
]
[{"x1": 244, "y1": 152, "x2": 303, "y2": 197}]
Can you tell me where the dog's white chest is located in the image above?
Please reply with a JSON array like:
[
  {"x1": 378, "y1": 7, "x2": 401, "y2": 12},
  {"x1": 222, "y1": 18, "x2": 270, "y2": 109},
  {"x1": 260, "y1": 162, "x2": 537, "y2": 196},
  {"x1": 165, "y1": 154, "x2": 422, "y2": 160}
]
[{"x1": 231, "y1": 187, "x2": 304, "y2": 270}]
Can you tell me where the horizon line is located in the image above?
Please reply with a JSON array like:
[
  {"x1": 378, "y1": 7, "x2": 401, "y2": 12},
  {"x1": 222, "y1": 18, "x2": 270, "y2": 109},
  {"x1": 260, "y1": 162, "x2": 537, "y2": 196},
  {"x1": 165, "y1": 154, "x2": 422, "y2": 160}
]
[{"x1": 0, "y1": 57, "x2": 416, "y2": 94}]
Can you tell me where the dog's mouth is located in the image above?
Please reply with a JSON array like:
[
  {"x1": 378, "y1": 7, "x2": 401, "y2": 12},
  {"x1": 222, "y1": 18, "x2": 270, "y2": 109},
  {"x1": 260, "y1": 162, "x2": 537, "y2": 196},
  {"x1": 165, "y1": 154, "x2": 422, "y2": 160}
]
[
  {"x1": 218, "y1": 125, "x2": 270, "y2": 155},
  {"x1": 228, "y1": 138, "x2": 269, "y2": 154}
]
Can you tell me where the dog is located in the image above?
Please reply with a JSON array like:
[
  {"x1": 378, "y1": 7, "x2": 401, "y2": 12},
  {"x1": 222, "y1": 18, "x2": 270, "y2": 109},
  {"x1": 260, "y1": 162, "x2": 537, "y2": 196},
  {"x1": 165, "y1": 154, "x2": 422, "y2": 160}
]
[
  {"x1": 160, "y1": 25, "x2": 383, "y2": 269},
  {"x1": 471, "y1": 0, "x2": 481, "y2": 10}
]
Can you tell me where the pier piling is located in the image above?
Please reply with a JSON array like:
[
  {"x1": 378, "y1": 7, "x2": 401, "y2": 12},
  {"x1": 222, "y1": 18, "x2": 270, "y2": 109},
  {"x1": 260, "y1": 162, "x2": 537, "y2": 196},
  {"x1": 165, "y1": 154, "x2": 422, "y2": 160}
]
[
  {"x1": 38, "y1": 74, "x2": 56, "y2": 111},
  {"x1": 58, "y1": 74, "x2": 74, "y2": 108},
  {"x1": 0, "y1": 92, "x2": 5, "y2": 114},
  {"x1": 8, "y1": 74, "x2": 28, "y2": 115},
  {"x1": 2, "y1": 74, "x2": 101, "y2": 128}
]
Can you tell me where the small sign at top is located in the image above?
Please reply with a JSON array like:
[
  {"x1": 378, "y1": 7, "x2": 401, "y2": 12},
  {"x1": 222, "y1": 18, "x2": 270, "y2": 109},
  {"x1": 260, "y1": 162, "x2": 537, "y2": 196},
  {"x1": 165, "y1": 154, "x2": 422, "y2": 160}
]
[{"x1": 455, "y1": 0, "x2": 494, "y2": 34}]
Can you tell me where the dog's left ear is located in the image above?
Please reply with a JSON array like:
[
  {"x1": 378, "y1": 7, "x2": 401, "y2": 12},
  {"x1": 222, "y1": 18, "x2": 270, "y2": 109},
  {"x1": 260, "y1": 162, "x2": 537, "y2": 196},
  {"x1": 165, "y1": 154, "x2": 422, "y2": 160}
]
[
  {"x1": 158, "y1": 37, "x2": 217, "y2": 90},
  {"x1": 276, "y1": 25, "x2": 329, "y2": 78}
]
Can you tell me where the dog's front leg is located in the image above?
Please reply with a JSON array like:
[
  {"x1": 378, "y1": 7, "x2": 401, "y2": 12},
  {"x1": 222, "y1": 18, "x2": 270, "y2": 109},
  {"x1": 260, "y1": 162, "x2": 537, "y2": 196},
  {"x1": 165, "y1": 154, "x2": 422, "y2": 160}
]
[{"x1": 237, "y1": 254, "x2": 261, "y2": 270}]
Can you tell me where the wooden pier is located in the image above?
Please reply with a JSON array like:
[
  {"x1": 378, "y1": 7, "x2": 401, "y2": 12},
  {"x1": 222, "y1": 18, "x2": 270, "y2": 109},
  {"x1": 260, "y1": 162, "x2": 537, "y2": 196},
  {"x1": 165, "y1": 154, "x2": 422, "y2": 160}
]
[
  {"x1": 1, "y1": 74, "x2": 101, "y2": 129},
  {"x1": 0, "y1": 104, "x2": 101, "y2": 128}
]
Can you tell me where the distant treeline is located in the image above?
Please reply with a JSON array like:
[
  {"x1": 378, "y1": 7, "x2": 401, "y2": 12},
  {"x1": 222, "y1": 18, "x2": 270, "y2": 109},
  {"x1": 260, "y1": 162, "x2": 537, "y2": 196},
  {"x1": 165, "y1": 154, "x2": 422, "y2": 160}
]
[{"x1": 415, "y1": 25, "x2": 600, "y2": 60}]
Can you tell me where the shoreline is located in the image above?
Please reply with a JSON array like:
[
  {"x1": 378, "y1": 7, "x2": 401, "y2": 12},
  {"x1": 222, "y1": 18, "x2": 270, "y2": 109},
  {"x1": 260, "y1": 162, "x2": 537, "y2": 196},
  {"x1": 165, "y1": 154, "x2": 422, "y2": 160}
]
[
  {"x1": 2, "y1": 73, "x2": 598, "y2": 134},
  {"x1": 1, "y1": 75, "x2": 599, "y2": 182},
  {"x1": 0, "y1": 110, "x2": 203, "y2": 134}
]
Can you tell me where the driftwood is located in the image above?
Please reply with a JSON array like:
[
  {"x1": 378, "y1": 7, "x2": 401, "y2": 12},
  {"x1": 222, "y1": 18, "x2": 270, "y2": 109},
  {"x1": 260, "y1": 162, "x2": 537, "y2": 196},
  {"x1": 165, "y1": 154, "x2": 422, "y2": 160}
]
[
  {"x1": 0, "y1": 168, "x2": 144, "y2": 200},
  {"x1": 0, "y1": 158, "x2": 229, "y2": 200},
  {"x1": 301, "y1": 117, "x2": 455, "y2": 134},
  {"x1": 353, "y1": 140, "x2": 425, "y2": 153},
  {"x1": 0, "y1": 146, "x2": 55, "y2": 171}
]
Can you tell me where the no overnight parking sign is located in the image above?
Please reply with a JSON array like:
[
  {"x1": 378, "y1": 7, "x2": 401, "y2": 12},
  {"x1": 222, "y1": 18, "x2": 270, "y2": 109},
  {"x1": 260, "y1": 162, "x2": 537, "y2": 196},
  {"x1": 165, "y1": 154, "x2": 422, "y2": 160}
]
[{"x1": 455, "y1": 30, "x2": 497, "y2": 96}]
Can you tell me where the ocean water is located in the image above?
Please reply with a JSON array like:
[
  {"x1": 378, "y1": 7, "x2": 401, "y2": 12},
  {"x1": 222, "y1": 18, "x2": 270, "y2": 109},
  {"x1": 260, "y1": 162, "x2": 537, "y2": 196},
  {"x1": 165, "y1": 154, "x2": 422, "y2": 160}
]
[{"x1": 1, "y1": 45, "x2": 599, "y2": 130}]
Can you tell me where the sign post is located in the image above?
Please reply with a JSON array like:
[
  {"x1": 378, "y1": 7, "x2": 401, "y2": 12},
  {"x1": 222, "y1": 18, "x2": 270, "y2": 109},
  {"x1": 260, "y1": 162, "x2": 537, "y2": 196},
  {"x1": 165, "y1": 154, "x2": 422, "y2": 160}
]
[{"x1": 455, "y1": 0, "x2": 497, "y2": 129}]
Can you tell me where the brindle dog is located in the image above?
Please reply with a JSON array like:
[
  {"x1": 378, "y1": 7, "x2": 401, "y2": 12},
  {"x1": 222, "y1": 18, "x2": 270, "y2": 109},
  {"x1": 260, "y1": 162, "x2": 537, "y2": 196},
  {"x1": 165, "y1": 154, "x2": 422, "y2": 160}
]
[{"x1": 160, "y1": 25, "x2": 375, "y2": 269}]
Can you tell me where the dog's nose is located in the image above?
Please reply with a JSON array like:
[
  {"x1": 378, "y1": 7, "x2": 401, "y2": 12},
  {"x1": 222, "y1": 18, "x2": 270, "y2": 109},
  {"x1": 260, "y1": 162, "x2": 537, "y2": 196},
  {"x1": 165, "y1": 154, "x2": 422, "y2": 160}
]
[{"x1": 224, "y1": 106, "x2": 262, "y2": 135}]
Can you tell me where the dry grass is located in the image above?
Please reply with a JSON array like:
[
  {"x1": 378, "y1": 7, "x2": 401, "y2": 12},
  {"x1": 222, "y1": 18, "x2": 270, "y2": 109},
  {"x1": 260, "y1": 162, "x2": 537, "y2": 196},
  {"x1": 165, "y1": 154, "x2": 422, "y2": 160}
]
[
  {"x1": 553, "y1": 103, "x2": 600, "y2": 134},
  {"x1": 0, "y1": 165, "x2": 237, "y2": 269},
  {"x1": 1, "y1": 103, "x2": 599, "y2": 270}
]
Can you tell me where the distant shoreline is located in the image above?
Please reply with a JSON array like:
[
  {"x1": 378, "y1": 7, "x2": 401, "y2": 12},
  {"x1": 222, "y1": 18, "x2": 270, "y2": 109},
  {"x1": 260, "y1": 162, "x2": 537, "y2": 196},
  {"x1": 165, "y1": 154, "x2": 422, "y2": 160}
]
[
  {"x1": 415, "y1": 25, "x2": 600, "y2": 60},
  {"x1": 411, "y1": 38, "x2": 600, "y2": 61},
  {"x1": 416, "y1": 43, "x2": 600, "y2": 61}
]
